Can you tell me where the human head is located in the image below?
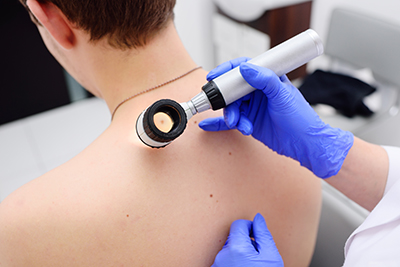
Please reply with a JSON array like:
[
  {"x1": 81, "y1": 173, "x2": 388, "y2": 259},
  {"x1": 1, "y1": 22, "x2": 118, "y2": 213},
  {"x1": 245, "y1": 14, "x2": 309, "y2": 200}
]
[{"x1": 19, "y1": 0, "x2": 177, "y2": 49}]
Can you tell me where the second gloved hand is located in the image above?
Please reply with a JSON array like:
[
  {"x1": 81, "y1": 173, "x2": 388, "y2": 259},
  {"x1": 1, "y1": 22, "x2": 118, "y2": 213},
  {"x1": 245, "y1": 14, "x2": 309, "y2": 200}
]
[
  {"x1": 199, "y1": 60, "x2": 354, "y2": 178},
  {"x1": 212, "y1": 213, "x2": 283, "y2": 267}
]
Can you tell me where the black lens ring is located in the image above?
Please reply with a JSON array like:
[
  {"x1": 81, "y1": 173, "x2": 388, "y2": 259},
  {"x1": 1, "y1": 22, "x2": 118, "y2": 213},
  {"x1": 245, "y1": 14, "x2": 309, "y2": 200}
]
[{"x1": 143, "y1": 99, "x2": 187, "y2": 143}]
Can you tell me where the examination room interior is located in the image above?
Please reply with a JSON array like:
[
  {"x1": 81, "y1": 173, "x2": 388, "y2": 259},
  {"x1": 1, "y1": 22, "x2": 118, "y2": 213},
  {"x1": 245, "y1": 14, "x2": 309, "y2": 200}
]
[{"x1": 1, "y1": 0, "x2": 400, "y2": 266}]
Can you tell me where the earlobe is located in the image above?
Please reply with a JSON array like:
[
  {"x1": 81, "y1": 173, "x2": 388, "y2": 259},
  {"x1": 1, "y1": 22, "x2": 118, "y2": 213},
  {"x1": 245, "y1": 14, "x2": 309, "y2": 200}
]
[{"x1": 26, "y1": 0, "x2": 75, "y2": 50}]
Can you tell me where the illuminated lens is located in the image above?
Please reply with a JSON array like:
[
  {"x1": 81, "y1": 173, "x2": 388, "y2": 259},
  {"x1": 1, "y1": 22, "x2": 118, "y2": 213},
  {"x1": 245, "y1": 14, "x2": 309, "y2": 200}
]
[{"x1": 153, "y1": 112, "x2": 174, "y2": 133}]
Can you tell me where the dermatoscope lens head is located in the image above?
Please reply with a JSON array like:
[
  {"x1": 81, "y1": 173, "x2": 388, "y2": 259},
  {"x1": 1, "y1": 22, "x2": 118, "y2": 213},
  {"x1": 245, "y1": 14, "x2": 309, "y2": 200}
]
[
  {"x1": 153, "y1": 112, "x2": 174, "y2": 133},
  {"x1": 136, "y1": 99, "x2": 187, "y2": 148}
]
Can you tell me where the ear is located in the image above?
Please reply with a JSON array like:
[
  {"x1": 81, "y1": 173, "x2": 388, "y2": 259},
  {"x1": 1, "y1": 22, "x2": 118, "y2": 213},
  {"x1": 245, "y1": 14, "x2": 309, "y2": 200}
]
[{"x1": 26, "y1": 0, "x2": 75, "y2": 50}]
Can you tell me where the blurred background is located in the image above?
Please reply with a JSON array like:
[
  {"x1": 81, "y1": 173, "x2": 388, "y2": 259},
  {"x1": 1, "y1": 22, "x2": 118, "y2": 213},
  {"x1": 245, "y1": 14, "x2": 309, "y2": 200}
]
[{"x1": 2, "y1": 0, "x2": 400, "y2": 265}]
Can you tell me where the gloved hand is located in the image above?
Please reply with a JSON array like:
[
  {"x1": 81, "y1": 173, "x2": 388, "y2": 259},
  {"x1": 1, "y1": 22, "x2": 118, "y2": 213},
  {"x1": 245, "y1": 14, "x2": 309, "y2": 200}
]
[
  {"x1": 211, "y1": 213, "x2": 283, "y2": 267},
  {"x1": 199, "y1": 58, "x2": 354, "y2": 178}
]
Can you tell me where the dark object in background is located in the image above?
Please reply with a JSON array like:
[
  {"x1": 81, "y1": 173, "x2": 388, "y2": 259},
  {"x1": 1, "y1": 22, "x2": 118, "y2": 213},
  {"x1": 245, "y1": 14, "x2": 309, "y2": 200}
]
[
  {"x1": 218, "y1": 1, "x2": 313, "y2": 81},
  {"x1": 0, "y1": 0, "x2": 70, "y2": 125},
  {"x1": 299, "y1": 70, "x2": 376, "y2": 117}
]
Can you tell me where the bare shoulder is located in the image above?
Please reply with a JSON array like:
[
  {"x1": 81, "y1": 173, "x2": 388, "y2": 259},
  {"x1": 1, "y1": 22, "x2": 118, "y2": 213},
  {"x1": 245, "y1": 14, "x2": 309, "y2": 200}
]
[
  {"x1": 0, "y1": 176, "x2": 53, "y2": 266},
  {"x1": 0, "y1": 151, "x2": 120, "y2": 266},
  {"x1": 0, "y1": 190, "x2": 25, "y2": 266},
  {"x1": 0, "y1": 168, "x2": 80, "y2": 266}
]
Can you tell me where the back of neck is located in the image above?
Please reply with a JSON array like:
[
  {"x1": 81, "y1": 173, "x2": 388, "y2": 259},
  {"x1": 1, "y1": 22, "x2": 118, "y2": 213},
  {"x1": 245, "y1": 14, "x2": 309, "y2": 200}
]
[{"x1": 88, "y1": 21, "x2": 199, "y2": 113}]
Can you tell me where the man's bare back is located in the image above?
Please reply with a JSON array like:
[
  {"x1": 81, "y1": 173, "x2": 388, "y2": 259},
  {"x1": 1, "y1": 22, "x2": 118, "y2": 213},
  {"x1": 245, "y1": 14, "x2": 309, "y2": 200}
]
[
  {"x1": 0, "y1": 70, "x2": 321, "y2": 266},
  {"x1": 0, "y1": 1, "x2": 321, "y2": 265}
]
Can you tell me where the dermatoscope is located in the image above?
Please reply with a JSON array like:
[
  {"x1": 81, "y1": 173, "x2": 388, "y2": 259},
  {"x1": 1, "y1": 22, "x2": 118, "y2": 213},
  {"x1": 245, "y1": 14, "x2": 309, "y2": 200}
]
[{"x1": 136, "y1": 29, "x2": 324, "y2": 148}]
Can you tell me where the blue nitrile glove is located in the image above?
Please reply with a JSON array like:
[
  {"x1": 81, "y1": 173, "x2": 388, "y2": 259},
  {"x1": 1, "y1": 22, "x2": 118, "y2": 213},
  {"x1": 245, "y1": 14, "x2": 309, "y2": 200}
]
[
  {"x1": 211, "y1": 213, "x2": 283, "y2": 267},
  {"x1": 199, "y1": 58, "x2": 354, "y2": 178}
]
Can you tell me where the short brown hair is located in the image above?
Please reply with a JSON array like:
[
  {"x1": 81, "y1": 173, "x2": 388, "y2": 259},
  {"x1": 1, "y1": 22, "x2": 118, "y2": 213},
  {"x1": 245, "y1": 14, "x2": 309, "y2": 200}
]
[{"x1": 19, "y1": 0, "x2": 176, "y2": 49}]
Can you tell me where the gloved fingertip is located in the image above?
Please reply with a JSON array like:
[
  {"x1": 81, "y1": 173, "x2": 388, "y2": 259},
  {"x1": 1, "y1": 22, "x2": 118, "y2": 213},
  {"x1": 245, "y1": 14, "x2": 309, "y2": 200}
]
[
  {"x1": 240, "y1": 63, "x2": 281, "y2": 94},
  {"x1": 253, "y1": 213, "x2": 267, "y2": 227},
  {"x1": 279, "y1": 74, "x2": 290, "y2": 83},
  {"x1": 207, "y1": 64, "x2": 225, "y2": 81},
  {"x1": 229, "y1": 219, "x2": 253, "y2": 238},
  {"x1": 238, "y1": 126, "x2": 252, "y2": 136},
  {"x1": 253, "y1": 213, "x2": 277, "y2": 252},
  {"x1": 198, "y1": 118, "x2": 220, "y2": 131},
  {"x1": 206, "y1": 72, "x2": 218, "y2": 81},
  {"x1": 253, "y1": 213, "x2": 271, "y2": 238},
  {"x1": 224, "y1": 108, "x2": 236, "y2": 128},
  {"x1": 208, "y1": 58, "x2": 252, "y2": 81},
  {"x1": 224, "y1": 104, "x2": 241, "y2": 128},
  {"x1": 207, "y1": 60, "x2": 235, "y2": 81},
  {"x1": 230, "y1": 56, "x2": 252, "y2": 67},
  {"x1": 240, "y1": 63, "x2": 267, "y2": 91},
  {"x1": 240, "y1": 62, "x2": 259, "y2": 78},
  {"x1": 237, "y1": 116, "x2": 253, "y2": 136},
  {"x1": 199, "y1": 117, "x2": 233, "y2": 132}
]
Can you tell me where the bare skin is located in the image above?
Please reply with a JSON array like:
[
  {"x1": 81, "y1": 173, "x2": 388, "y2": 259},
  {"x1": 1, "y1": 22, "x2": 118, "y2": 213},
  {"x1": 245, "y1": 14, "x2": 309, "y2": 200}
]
[
  {"x1": 0, "y1": 1, "x2": 321, "y2": 266},
  {"x1": 326, "y1": 137, "x2": 389, "y2": 212}
]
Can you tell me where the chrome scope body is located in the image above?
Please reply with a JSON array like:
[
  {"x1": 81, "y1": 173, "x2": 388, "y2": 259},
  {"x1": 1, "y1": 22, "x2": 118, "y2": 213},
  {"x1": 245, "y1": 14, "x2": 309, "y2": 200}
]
[{"x1": 137, "y1": 29, "x2": 324, "y2": 148}]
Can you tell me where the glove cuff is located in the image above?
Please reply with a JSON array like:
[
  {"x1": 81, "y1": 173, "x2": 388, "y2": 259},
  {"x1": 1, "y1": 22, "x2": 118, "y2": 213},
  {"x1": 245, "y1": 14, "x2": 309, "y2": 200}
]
[
  {"x1": 312, "y1": 127, "x2": 354, "y2": 178},
  {"x1": 296, "y1": 125, "x2": 354, "y2": 178}
]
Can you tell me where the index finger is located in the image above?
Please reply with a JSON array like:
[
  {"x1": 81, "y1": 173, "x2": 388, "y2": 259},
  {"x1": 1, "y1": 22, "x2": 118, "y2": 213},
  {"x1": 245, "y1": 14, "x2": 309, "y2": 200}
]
[
  {"x1": 207, "y1": 57, "x2": 251, "y2": 81},
  {"x1": 225, "y1": 219, "x2": 253, "y2": 248}
]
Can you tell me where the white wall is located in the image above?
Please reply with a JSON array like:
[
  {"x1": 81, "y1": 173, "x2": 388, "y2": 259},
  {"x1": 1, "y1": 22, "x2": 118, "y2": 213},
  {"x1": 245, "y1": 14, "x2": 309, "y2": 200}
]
[
  {"x1": 174, "y1": 0, "x2": 216, "y2": 71},
  {"x1": 174, "y1": 0, "x2": 400, "y2": 72},
  {"x1": 310, "y1": 0, "x2": 400, "y2": 70},
  {"x1": 311, "y1": 0, "x2": 400, "y2": 41}
]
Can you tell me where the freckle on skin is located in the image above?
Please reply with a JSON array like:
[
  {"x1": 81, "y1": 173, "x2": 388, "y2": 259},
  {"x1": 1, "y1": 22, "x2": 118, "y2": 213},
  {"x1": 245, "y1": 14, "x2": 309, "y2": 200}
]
[
  {"x1": 126, "y1": 214, "x2": 129, "y2": 218},
  {"x1": 210, "y1": 194, "x2": 213, "y2": 198},
  {"x1": 229, "y1": 152, "x2": 232, "y2": 155},
  {"x1": 194, "y1": 121, "x2": 197, "y2": 124},
  {"x1": 154, "y1": 112, "x2": 173, "y2": 133}
]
